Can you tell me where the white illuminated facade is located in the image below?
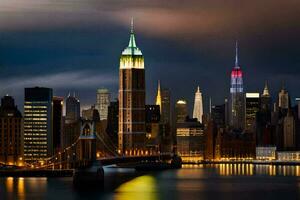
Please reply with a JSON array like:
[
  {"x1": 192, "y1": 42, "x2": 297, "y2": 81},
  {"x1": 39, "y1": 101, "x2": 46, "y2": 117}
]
[
  {"x1": 256, "y1": 147, "x2": 276, "y2": 160},
  {"x1": 192, "y1": 86, "x2": 203, "y2": 123}
]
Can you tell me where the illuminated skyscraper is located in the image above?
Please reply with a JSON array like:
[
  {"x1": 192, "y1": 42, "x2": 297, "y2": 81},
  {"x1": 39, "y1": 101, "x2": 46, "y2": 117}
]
[
  {"x1": 278, "y1": 86, "x2": 289, "y2": 110},
  {"x1": 118, "y1": 20, "x2": 146, "y2": 154},
  {"x1": 155, "y1": 81, "x2": 171, "y2": 124},
  {"x1": 229, "y1": 41, "x2": 245, "y2": 130},
  {"x1": 175, "y1": 99, "x2": 188, "y2": 123},
  {"x1": 192, "y1": 86, "x2": 203, "y2": 123},
  {"x1": 96, "y1": 88, "x2": 110, "y2": 120},
  {"x1": 245, "y1": 93, "x2": 260, "y2": 132},
  {"x1": 0, "y1": 95, "x2": 23, "y2": 165},
  {"x1": 65, "y1": 93, "x2": 80, "y2": 123},
  {"x1": 24, "y1": 87, "x2": 53, "y2": 162}
]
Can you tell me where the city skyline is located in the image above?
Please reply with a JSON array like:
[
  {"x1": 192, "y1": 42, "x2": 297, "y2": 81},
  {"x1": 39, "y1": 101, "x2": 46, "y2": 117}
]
[{"x1": 0, "y1": 1, "x2": 300, "y2": 113}]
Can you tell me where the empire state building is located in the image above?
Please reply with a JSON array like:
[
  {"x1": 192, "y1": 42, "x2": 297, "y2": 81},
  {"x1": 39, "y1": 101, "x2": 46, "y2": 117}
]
[
  {"x1": 118, "y1": 20, "x2": 146, "y2": 154},
  {"x1": 230, "y1": 41, "x2": 245, "y2": 130}
]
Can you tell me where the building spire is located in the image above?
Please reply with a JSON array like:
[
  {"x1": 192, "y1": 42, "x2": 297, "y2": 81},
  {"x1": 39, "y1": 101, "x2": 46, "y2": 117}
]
[
  {"x1": 263, "y1": 81, "x2": 270, "y2": 97},
  {"x1": 156, "y1": 80, "x2": 162, "y2": 113},
  {"x1": 235, "y1": 40, "x2": 239, "y2": 68},
  {"x1": 128, "y1": 18, "x2": 137, "y2": 48},
  {"x1": 131, "y1": 17, "x2": 134, "y2": 34}
]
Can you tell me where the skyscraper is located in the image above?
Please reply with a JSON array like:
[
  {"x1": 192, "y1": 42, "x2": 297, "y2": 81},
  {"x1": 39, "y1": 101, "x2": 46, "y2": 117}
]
[
  {"x1": 0, "y1": 95, "x2": 23, "y2": 165},
  {"x1": 118, "y1": 20, "x2": 146, "y2": 154},
  {"x1": 192, "y1": 86, "x2": 203, "y2": 123},
  {"x1": 175, "y1": 100, "x2": 188, "y2": 123},
  {"x1": 96, "y1": 88, "x2": 110, "y2": 120},
  {"x1": 65, "y1": 93, "x2": 80, "y2": 123},
  {"x1": 283, "y1": 110, "x2": 295, "y2": 149},
  {"x1": 155, "y1": 81, "x2": 171, "y2": 124},
  {"x1": 53, "y1": 96, "x2": 63, "y2": 153},
  {"x1": 261, "y1": 81, "x2": 271, "y2": 111},
  {"x1": 245, "y1": 93, "x2": 260, "y2": 132},
  {"x1": 230, "y1": 41, "x2": 245, "y2": 130},
  {"x1": 24, "y1": 87, "x2": 53, "y2": 162},
  {"x1": 278, "y1": 86, "x2": 289, "y2": 110}
]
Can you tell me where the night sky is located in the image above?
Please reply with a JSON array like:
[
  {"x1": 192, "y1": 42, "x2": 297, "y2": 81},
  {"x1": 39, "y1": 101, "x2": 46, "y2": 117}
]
[{"x1": 0, "y1": 0, "x2": 300, "y2": 114}]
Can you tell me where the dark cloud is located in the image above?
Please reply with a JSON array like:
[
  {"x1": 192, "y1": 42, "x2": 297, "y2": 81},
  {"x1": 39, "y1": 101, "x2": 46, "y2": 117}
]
[{"x1": 0, "y1": 0, "x2": 299, "y2": 114}]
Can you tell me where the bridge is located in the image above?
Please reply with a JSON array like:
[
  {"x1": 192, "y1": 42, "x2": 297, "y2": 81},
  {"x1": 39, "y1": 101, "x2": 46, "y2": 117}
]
[{"x1": 6, "y1": 120, "x2": 181, "y2": 184}]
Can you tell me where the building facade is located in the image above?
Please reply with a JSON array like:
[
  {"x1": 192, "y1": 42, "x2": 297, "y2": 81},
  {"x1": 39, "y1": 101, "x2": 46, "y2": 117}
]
[
  {"x1": 118, "y1": 21, "x2": 146, "y2": 154},
  {"x1": 96, "y1": 88, "x2": 110, "y2": 120},
  {"x1": 245, "y1": 93, "x2": 260, "y2": 132},
  {"x1": 230, "y1": 42, "x2": 245, "y2": 130},
  {"x1": 0, "y1": 96, "x2": 23, "y2": 165},
  {"x1": 175, "y1": 99, "x2": 188, "y2": 123},
  {"x1": 65, "y1": 94, "x2": 80, "y2": 123},
  {"x1": 24, "y1": 87, "x2": 53, "y2": 162},
  {"x1": 192, "y1": 86, "x2": 203, "y2": 123},
  {"x1": 53, "y1": 96, "x2": 63, "y2": 153}
]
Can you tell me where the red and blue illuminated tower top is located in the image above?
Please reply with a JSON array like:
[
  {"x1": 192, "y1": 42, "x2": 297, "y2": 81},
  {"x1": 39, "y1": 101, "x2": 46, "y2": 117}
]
[{"x1": 230, "y1": 41, "x2": 243, "y2": 94}]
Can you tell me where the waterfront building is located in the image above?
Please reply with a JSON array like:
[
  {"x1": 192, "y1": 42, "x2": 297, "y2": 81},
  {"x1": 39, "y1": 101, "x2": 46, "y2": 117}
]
[
  {"x1": 145, "y1": 105, "x2": 161, "y2": 152},
  {"x1": 175, "y1": 99, "x2": 188, "y2": 123},
  {"x1": 118, "y1": 20, "x2": 146, "y2": 154},
  {"x1": 192, "y1": 86, "x2": 203, "y2": 123},
  {"x1": 96, "y1": 88, "x2": 110, "y2": 120},
  {"x1": 245, "y1": 93, "x2": 260, "y2": 132},
  {"x1": 53, "y1": 96, "x2": 63, "y2": 153},
  {"x1": 215, "y1": 129, "x2": 256, "y2": 160},
  {"x1": 277, "y1": 151, "x2": 300, "y2": 161},
  {"x1": 24, "y1": 87, "x2": 53, "y2": 162},
  {"x1": 255, "y1": 146, "x2": 276, "y2": 160},
  {"x1": 229, "y1": 41, "x2": 245, "y2": 130},
  {"x1": 65, "y1": 93, "x2": 80, "y2": 123},
  {"x1": 0, "y1": 95, "x2": 23, "y2": 165},
  {"x1": 176, "y1": 118, "x2": 204, "y2": 162}
]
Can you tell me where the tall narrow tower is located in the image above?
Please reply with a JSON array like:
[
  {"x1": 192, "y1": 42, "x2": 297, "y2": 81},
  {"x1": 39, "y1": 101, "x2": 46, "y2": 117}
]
[
  {"x1": 192, "y1": 86, "x2": 203, "y2": 123},
  {"x1": 230, "y1": 41, "x2": 245, "y2": 130},
  {"x1": 156, "y1": 80, "x2": 162, "y2": 113},
  {"x1": 118, "y1": 19, "x2": 146, "y2": 154}
]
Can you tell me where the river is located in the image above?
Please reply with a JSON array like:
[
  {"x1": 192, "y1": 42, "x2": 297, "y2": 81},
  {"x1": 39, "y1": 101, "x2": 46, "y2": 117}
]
[{"x1": 0, "y1": 164, "x2": 300, "y2": 200}]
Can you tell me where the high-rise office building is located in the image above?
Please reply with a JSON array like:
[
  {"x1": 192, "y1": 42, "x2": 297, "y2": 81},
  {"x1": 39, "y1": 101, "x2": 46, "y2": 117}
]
[
  {"x1": 192, "y1": 86, "x2": 203, "y2": 123},
  {"x1": 65, "y1": 93, "x2": 80, "y2": 123},
  {"x1": 261, "y1": 82, "x2": 271, "y2": 111},
  {"x1": 106, "y1": 100, "x2": 119, "y2": 145},
  {"x1": 53, "y1": 96, "x2": 63, "y2": 153},
  {"x1": 0, "y1": 95, "x2": 23, "y2": 165},
  {"x1": 24, "y1": 87, "x2": 53, "y2": 162},
  {"x1": 175, "y1": 99, "x2": 188, "y2": 123},
  {"x1": 283, "y1": 110, "x2": 295, "y2": 149},
  {"x1": 155, "y1": 81, "x2": 171, "y2": 124},
  {"x1": 229, "y1": 41, "x2": 245, "y2": 130},
  {"x1": 96, "y1": 88, "x2": 110, "y2": 120},
  {"x1": 211, "y1": 104, "x2": 225, "y2": 128},
  {"x1": 118, "y1": 20, "x2": 146, "y2": 154},
  {"x1": 82, "y1": 105, "x2": 100, "y2": 122},
  {"x1": 278, "y1": 86, "x2": 289, "y2": 110},
  {"x1": 245, "y1": 93, "x2": 260, "y2": 132}
]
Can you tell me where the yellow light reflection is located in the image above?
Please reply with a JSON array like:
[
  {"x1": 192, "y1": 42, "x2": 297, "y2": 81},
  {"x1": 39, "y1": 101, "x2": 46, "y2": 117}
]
[
  {"x1": 17, "y1": 178, "x2": 25, "y2": 200},
  {"x1": 6, "y1": 177, "x2": 14, "y2": 193},
  {"x1": 114, "y1": 175, "x2": 158, "y2": 200}
]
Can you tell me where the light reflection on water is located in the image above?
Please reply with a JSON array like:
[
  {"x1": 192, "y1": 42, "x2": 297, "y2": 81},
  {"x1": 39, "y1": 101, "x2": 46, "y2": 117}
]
[
  {"x1": 183, "y1": 164, "x2": 300, "y2": 176},
  {"x1": 1, "y1": 164, "x2": 300, "y2": 200},
  {"x1": 114, "y1": 175, "x2": 158, "y2": 200}
]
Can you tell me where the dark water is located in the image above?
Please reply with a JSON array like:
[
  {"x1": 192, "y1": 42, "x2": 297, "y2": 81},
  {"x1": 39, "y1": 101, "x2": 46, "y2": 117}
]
[{"x1": 1, "y1": 164, "x2": 300, "y2": 200}]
